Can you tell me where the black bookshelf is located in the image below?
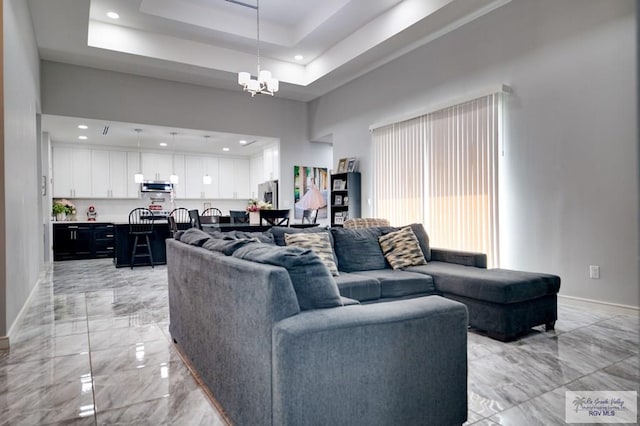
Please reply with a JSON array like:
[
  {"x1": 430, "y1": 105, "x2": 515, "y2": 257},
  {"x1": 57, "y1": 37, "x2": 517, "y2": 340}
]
[{"x1": 330, "y1": 172, "x2": 361, "y2": 227}]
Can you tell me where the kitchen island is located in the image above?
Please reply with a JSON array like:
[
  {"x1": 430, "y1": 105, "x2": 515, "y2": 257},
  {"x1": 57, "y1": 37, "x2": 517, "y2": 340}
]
[{"x1": 113, "y1": 222, "x2": 316, "y2": 267}]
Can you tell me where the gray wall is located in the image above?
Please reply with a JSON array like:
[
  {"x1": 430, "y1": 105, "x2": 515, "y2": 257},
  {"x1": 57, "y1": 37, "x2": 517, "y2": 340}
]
[
  {"x1": 2, "y1": 0, "x2": 42, "y2": 338},
  {"x1": 308, "y1": 0, "x2": 638, "y2": 308},
  {"x1": 40, "y1": 61, "x2": 324, "y2": 214}
]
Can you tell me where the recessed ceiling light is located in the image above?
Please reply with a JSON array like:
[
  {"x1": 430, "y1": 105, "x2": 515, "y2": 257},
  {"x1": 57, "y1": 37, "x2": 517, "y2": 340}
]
[
  {"x1": 78, "y1": 136, "x2": 88, "y2": 140},
  {"x1": 107, "y1": 11, "x2": 119, "y2": 19},
  {"x1": 294, "y1": 55, "x2": 304, "y2": 61},
  {"x1": 78, "y1": 124, "x2": 88, "y2": 130},
  {"x1": 160, "y1": 142, "x2": 168, "y2": 147},
  {"x1": 222, "y1": 147, "x2": 230, "y2": 152},
  {"x1": 239, "y1": 140, "x2": 247, "y2": 145}
]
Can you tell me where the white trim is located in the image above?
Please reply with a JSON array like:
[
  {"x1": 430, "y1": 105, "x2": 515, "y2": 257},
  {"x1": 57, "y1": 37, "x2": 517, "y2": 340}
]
[
  {"x1": 369, "y1": 84, "x2": 512, "y2": 131},
  {"x1": 558, "y1": 294, "x2": 639, "y2": 317},
  {"x1": 6, "y1": 263, "x2": 52, "y2": 347}
]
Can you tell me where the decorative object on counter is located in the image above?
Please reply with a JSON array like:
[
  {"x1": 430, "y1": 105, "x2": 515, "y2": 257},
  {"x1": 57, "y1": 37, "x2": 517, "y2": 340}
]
[
  {"x1": 246, "y1": 198, "x2": 273, "y2": 225},
  {"x1": 52, "y1": 199, "x2": 76, "y2": 221},
  {"x1": 86, "y1": 205, "x2": 98, "y2": 221}
]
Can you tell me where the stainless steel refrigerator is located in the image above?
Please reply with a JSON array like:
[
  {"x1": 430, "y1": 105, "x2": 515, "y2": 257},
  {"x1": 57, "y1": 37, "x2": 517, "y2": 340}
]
[{"x1": 258, "y1": 180, "x2": 278, "y2": 209}]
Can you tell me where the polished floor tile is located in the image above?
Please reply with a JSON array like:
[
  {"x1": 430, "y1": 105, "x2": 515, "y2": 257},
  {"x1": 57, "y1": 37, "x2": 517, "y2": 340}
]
[{"x1": 1, "y1": 258, "x2": 638, "y2": 425}]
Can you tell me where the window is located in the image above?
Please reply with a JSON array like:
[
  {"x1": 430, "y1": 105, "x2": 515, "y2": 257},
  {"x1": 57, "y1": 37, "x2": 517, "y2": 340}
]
[{"x1": 372, "y1": 92, "x2": 503, "y2": 267}]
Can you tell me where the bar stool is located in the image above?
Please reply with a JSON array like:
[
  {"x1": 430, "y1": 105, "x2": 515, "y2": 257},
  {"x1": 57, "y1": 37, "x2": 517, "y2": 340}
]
[
  {"x1": 129, "y1": 208, "x2": 155, "y2": 269},
  {"x1": 169, "y1": 207, "x2": 191, "y2": 234}
]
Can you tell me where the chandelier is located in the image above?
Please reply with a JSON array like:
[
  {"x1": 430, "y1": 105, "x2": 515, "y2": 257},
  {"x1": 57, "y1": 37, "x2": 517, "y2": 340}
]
[{"x1": 234, "y1": 0, "x2": 279, "y2": 96}]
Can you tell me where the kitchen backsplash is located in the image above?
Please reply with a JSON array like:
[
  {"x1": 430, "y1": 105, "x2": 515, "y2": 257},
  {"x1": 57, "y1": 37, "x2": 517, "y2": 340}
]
[{"x1": 57, "y1": 198, "x2": 249, "y2": 223}]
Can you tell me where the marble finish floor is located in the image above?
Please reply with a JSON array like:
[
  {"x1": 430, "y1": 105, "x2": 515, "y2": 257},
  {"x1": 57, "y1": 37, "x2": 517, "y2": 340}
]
[{"x1": 1, "y1": 259, "x2": 637, "y2": 425}]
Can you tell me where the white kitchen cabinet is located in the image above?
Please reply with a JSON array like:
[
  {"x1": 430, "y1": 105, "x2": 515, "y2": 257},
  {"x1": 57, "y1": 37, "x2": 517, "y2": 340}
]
[
  {"x1": 263, "y1": 145, "x2": 280, "y2": 181},
  {"x1": 91, "y1": 150, "x2": 138, "y2": 198},
  {"x1": 184, "y1": 155, "x2": 219, "y2": 199},
  {"x1": 127, "y1": 152, "x2": 141, "y2": 198},
  {"x1": 219, "y1": 158, "x2": 250, "y2": 199},
  {"x1": 171, "y1": 154, "x2": 186, "y2": 199},
  {"x1": 52, "y1": 146, "x2": 92, "y2": 198},
  {"x1": 141, "y1": 152, "x2": 173, "y2": 181}
]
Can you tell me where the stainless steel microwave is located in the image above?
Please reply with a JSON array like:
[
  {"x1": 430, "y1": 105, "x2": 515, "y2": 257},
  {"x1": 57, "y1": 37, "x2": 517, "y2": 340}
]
[{"x1": 140, "y1": 181, "x2": 173, "y2": 193}]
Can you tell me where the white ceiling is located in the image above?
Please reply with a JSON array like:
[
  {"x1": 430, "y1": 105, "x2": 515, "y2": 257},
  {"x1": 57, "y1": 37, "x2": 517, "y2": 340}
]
[
  {"x1": 43, "y1": 115, "x2": 278, "y2": 156},
  {"x1": 28, "y1": 0, "x2": 510, "y2": 154}
]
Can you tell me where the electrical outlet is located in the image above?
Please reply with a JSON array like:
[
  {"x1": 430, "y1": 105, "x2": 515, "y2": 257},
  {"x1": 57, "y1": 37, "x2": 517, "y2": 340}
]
[{"x1": 589, "y1": 265, "x2": 600, "y2": 279}]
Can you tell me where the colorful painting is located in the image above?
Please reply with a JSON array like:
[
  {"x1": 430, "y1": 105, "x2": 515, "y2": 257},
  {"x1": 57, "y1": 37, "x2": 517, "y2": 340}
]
[{"x1": 293, "y1": 166, "x2": 329, "y2": 220}]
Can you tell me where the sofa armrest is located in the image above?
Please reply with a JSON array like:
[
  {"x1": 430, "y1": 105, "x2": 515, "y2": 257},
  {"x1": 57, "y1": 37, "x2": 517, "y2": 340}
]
[
  {"x1": 272, "y1": 296, "x2": 468, "y2": 426},
  {"x1": 431, "y1": 247, "x2": 487, "y2": 268}
]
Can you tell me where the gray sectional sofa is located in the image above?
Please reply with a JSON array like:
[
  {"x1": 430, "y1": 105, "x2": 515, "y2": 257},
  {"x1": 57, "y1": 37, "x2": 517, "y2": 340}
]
[
  {"x1": 167, "y1": 235, "x2": 469, "y2": 426},
  {"x1": 167, "y1": 223, "x2": 560, "y2": 425}
]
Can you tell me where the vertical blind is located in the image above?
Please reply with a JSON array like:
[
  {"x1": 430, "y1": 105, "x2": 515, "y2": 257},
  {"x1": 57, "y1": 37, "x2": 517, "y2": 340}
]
[{"x1": 372, "y1": 93, "x2": 502, "y2": 267}]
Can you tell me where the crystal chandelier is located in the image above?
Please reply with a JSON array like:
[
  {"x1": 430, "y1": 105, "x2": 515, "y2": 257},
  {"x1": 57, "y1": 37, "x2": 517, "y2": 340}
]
[{"x1": 235, "y1": 0, "x2": 279, "y2": 96}]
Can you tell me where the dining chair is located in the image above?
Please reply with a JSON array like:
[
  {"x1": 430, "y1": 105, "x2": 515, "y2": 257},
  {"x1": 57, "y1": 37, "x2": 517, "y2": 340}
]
[
  {"x1": 230, "y1": 210, "x2": 250, "y2": 224},
  {"x1": 259, "y1": 209, "x2": 290, "y2": 226}
]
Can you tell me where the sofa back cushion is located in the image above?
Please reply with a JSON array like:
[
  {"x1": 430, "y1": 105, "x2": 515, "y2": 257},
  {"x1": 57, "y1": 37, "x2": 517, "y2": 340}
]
[
  {"x1": 330, "y1": 227, "x2": 392, "y2": 272},
  {"x1": 270, "y1": 226, "x2": 330, "y2": 246},
  {"x1": 233, "y1": 243, "x2": 343, "y2": 311},
  {"x1": 407, "y1": 223, "x2": 431, "y2": 262}
]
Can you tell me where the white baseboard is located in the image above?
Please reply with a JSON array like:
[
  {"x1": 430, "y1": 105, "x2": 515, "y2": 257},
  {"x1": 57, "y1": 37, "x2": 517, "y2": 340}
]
[
  {"x1": 6, "y1": 263, "x2": 53, "y2": 347},
  {"x1": 558, "y1": 294, "x2": 639, "y2": 316},
  {"x1": 0, "y1": 336, "x2": 8, "y2": 350}
]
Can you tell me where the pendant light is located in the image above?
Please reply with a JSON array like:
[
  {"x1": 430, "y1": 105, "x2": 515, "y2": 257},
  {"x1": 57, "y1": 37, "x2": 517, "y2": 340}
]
[
  {"x1": 234, "y1": 0, "x2": 279, "y2": 96},
  {"x1": 169, "y1": 132, "x2": 179, "y2": 184},
  {"x1": 133, "y1": 129, "x2": 144, "y2": 183},
  {"x1": 203, "y1": 135, "x2": 212, "y2": 185}
]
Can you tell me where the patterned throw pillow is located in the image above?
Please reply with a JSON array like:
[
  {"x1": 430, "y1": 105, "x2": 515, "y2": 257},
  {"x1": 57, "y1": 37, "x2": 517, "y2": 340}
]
[
  {"x1": 378, "y1": 227, "x2": 427, "y2": 269},
  {"x1": 284, "y1": 232, "x2": 339, "y2": 276}
]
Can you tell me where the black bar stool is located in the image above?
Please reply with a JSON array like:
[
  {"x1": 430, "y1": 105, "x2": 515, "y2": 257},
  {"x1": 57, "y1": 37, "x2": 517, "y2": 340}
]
[{"x1": 129, "y1": 208, "x2": 155, "y2": 268}]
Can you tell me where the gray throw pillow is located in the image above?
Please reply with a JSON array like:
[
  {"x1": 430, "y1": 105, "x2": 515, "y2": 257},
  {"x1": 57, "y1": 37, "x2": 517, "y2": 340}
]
[
  {"x1": 330, "y1": 227, "x2": 388, "y2": 272},
  {"x1": 202, "y1": 238, "x2": 256, "y2": 255},
  {"x1": 232, "y1": 243, "x2": 343, "y2": 311},
  {"x1": 179, "y1": 228, "x2": 212, "y2": 246}
]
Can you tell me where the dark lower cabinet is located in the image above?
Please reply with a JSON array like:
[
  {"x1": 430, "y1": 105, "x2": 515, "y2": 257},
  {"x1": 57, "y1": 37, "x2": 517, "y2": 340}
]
[{"x1": 53, "y1": 223, "x2": 115, "y2": 261}]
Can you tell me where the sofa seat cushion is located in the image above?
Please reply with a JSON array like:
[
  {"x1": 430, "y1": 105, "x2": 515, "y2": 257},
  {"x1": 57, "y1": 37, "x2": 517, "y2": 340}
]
[
  {"x1": 232, "y1": 243, "x2": 343, "y2": 311},
  {"x1": 334, "y1": 273, "x2": 381, "y2": 302},
  {"x1": 354, "y1": 270, "x2": 437, "y2": 298},
  {"x1": 407, "y1": 262, "x2": 561, "y2": 304}
]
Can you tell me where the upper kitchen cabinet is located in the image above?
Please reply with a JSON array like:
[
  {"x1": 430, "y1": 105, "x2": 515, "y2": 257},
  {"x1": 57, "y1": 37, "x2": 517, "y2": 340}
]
[
  {"x1": 141, "y1": 152, "x2": 173, "y2": 181},
  {"x1": 184, "y1": 155, "x2": 219, "y2": 199},
  {"x1": 53, "y1": 146, "x2": 92, "y2": 198},
  {"x1": 218, "y1": 158, "x2": 250, "y2": 199},
  {"x1": 91, "y1": 150, "x2": 139, "y2": 198},
  {"x1": 171, "y1": 154, "x2": 186, "y2": 199},
  {"x1": 263, "y1": 145, "x2": 280, "y2": 181}
]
